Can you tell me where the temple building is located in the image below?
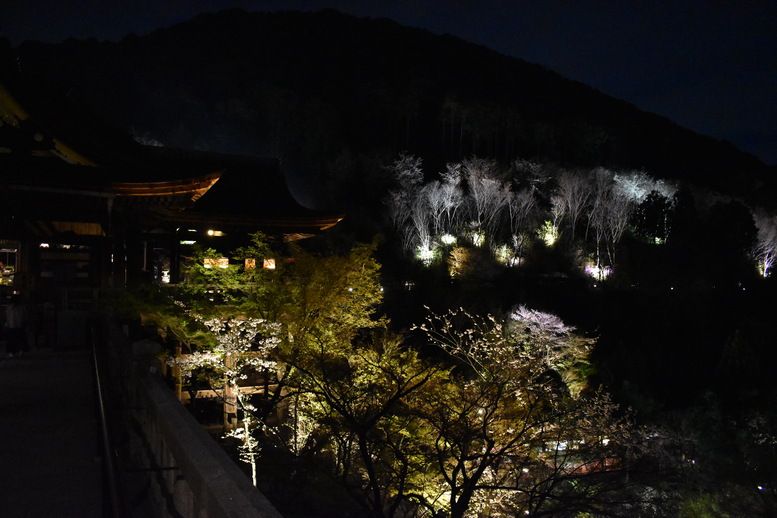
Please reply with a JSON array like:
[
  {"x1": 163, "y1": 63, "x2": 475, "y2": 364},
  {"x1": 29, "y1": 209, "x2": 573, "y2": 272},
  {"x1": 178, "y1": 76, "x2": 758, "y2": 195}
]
[{"x1": 0, "y1": 47, "x2": 343, "y2": 344}]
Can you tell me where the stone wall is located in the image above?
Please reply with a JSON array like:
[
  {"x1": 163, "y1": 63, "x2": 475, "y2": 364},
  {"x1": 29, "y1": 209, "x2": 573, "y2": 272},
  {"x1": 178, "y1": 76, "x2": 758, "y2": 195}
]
[{"x1": 106, "y1": 323, "x2": 284, "y2": 518}]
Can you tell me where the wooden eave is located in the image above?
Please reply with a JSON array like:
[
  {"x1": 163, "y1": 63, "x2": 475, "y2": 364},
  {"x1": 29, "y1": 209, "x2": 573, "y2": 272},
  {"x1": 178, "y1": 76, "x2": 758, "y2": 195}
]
[
  {"x1": 7, "y1": 170, "x2": 222, "y2": 203},
  {"x1": 111, "y1": 171, "x2": 222, "y2": 202},
  {"x1": 160, "y1": 210, "x2": 345, "y2": 234}
]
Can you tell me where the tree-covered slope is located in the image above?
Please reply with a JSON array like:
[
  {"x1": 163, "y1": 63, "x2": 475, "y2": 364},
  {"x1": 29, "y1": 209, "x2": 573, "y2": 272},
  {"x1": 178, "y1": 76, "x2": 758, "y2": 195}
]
[{"x1": 13, "y1": 8, "x2": 773, "y2": 206}]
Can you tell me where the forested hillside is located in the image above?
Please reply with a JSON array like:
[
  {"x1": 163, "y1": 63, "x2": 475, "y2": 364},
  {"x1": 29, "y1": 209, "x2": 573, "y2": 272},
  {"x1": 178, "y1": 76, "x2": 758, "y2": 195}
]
[{"x1": 13, "y1": 8, "x2": 774, "y2": 210}]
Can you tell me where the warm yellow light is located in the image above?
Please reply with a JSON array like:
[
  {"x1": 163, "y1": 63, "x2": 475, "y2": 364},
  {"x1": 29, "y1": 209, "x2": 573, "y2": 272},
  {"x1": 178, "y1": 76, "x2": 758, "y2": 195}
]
[
  {"x1": 538, "y1": 221, "x2": 558, "y2": 247},
  {"x1": 207, "y1": 229, "x2": 224, "y2": 237},
  {"x1": 263, "y1": 258, "x2": 276, "y2": 269},
  {"x1": 448, "y1": 246, "x2": 471, "y2": 278},
  {"x1": 204, "y1": 257, "x2": 229, "y2": 269}
]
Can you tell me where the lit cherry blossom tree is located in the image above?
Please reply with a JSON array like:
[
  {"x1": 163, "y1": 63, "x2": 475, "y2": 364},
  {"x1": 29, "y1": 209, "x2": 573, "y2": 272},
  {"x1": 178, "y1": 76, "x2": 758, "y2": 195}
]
[
  {"x1": 424, "y1": 163, "x2": 464, "y2": 238},
  {"x1": 585, "y1": 167, "x2": 616, "y2": 240},
  {"x1": 506, "y1": 187, "x2": 537, "y2": 260},
  {"x1": 415, "y1": 307, "x2": 642, "y2": 518},
  {"x1": 613, "y1": 170, "x2": 678, "y2": 245},
  {"x1": 409, "y1": 190, "x2": 435, "y2": 263},
  {"x1": 588, "y1": 168, "x2": 636, "y2": 269},
  {"x1": 753, "y1": 212, "x2": 777, "y2": 277},
  {"x1": 462, "y1": 157, "x2": 511, "y2": 246},
  {"x1": 168, "y1": 311, "x2": 281, "y2": 485},
  {"x1": 423, "y1": 180, "x2": 449, "y2": 238},
  {"x1": 439, "y1": 163, "x2": 465, "y2": 235},
  {"x1": 549, "y1": 193, "x2": 567, "y2": 244},
  {"x1": 613, "y1": 170, "x2": 677, "y2": 204},
  {"x1": 554, "y1": 169, "x2": 592, "y2": 240}
]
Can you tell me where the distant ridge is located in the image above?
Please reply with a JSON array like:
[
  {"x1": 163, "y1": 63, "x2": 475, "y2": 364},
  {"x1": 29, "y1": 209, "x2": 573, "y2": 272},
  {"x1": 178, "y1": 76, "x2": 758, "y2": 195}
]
[{"x1": 13, "y1": 8, "x2": 774, "y2": 206}]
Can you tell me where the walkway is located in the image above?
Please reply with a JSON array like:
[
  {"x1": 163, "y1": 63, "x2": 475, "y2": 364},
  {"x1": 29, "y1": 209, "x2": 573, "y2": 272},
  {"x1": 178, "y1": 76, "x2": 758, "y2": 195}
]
[{"x1": 0, "y1": 348, "x2": 103, "y2": 517}]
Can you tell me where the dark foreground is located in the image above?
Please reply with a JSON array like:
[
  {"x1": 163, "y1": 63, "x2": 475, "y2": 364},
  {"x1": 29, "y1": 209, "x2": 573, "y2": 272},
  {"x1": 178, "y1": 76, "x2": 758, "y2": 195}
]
[{"x1": 0, "y1": 348, "x2": 102, "y2": 517}]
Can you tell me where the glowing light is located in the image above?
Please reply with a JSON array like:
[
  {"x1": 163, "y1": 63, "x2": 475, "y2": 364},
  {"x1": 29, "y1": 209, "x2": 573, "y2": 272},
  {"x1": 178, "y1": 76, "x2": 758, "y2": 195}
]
[
  {"x1": 245, "y1": 258, "x2": 256, "y2": 270},
  {"x1": 448, "y1": 246, "x2": 470, "y2": 278},
  {"x1": 416, "y1": 245, "x2": 436, "y2": 266},
  {"x1": 39, "y1": 243, "x2": 50, "y2": 248},
  {"x1": 207, "y1": 229, "x2": 224, "y2": 237},
  {"x1": 180, "y1": 240, "x2": 196, "y2": 245},
  {"x1": 538, "y1": 221, "x2": 558, "y2": 247},
  {"x1": 584, "y1": 262, "x2": 611, "y2": 281},
  {"x1": 440, "y1": 233, "x2": 457, "y2": 245},
  {"x1": 204, "y1": 257, "x2": 229, "y2": 269},
  {"x1": 263, "y1": 258, "x2": 276, "y2": 269},
  {"x1": 758, "y1": 260, "x2": 771, "y2": 277},
  {"x1": 494, "y1": 244, "x2": 519, "y2": 266},
  {"x1": 470, "y1": 231, "x2": 485, "y2": 247}
]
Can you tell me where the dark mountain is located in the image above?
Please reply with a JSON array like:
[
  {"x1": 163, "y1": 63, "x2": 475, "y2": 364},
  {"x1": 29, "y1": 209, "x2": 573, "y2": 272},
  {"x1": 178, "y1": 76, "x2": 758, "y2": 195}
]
[{"x1": 12, "y1": 8, "x2": 774, "y2": 208}]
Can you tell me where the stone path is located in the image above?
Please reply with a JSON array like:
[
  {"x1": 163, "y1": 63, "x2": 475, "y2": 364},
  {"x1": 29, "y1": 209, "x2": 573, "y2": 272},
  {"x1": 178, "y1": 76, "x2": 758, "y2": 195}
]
[{"x1": 0, "y1": 350, "x2": 103, "y2": 517}]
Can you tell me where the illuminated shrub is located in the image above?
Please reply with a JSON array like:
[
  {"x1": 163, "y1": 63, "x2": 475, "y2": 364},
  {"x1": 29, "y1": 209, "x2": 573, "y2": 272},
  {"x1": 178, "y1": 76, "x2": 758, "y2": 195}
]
[
  {"x1": 416, "y1": 243, "x2": 439, "y2": 266},
  {"x1": 448, "y1": 246, "x2": 471, "y2": 278},
  {"x1": 440, "y1": 233, "x2": 457, "y2": 245},
  {"x1": 538, "y1": 220, "x2": 559, "y2": 247},
  {"x1": 494, "y1": 244, "x2": 519, "y2": 267},
  {"x1": 469, "y1": 229, "x2": 485, "y2": 247}
]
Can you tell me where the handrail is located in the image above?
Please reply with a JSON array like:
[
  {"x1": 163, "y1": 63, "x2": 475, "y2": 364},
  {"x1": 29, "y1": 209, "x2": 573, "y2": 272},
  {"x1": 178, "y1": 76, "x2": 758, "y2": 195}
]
[{"x1": 91, "y1": 320, "x2": 127, "y2": 518}]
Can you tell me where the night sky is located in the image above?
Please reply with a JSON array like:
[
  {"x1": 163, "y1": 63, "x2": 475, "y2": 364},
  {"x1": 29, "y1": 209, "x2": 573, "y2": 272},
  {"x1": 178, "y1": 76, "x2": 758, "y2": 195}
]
[{"x1": 3, "y1": 0, "x2": 776, "y2": 165}]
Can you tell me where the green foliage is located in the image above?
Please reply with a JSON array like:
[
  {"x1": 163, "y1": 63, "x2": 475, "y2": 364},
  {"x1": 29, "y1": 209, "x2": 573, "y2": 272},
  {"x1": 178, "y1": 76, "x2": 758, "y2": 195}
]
[
  {"x1": 278, "y1": 241, "x2": 385, "y2": 357},
  {"x1": 131, "y1": 233, "x2": 647, "y2": 518},
  {"x1": 120, "y1": 284, "x2": 214, "y2": 351},
  {"x1": 287, "y1": 328, "x2": 448, "y2": 516},
  {"x1": 178, "y1": 232, "x2": 277, "y2": 315},
  {"x1": 677, "y1": 492, "x2": 728, "y2": 518}
]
